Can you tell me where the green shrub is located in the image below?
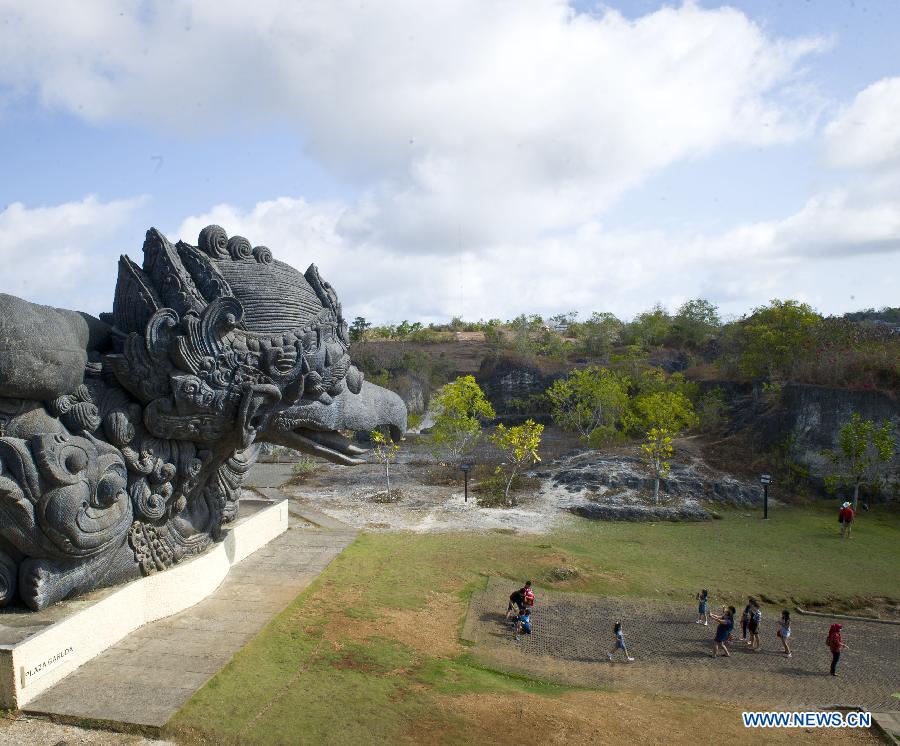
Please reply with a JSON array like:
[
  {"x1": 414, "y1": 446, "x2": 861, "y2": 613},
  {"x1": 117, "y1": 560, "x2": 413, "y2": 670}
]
[{"x1": 291, "y1": 457, "x2": 319, "y2": 477}]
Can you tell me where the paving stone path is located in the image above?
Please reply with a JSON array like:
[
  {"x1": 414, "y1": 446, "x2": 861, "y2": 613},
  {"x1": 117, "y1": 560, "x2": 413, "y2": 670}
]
[
  {"x1": 20, "y1": 477, "x2": 356, "y2": 732},
  {"x1": 465, "y1": 577, "x2": 900, "y2": 712}
]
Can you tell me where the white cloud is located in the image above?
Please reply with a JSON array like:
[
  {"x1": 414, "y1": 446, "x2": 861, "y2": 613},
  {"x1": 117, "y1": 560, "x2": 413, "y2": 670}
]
[
  {"x1": 4, "y1": 2, "x2": 894, "y2": 324},
  {"x1": 0, "y1": 195, "x2": 147, "y2": 313},
  {"x1": 0, "y1": 0, "x2": 827, "y2": 252},
  {"x1": 175, "y1": 191, "x2": 898, "y2": 325},
  {"x1": 824, "y1": 77, "x2": 900, "y2": 170}
]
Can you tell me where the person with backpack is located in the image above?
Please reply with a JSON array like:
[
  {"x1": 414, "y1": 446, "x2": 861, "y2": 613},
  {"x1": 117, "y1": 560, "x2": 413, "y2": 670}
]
[
  {"x1": 777, "y1": 610, "x2": 792, "y2": 658},
  {"x1": 740, "y1": 597, "x2": 755, "y2": 643},
  {"x1": 748, "y1": 600, "x2": 762, "y2": 652},
  {"x1": 606, "y1": 621, "x2": 634, "y2": 662},
  {"x1": 826, "y1": 623, "x2": 848, "y2": 675},
  {"x1": 710, "y1": 606, "x2": 736, "y2": 658},
  {"x1": 506, "y1": 580, "x2": 533, "y2": 621},
  {"x1": 839, "y1": 502, "x2": 854, "y2": 538},
  {"x1": 523, "y1": 583, "x2": 535, "y2": 611}
]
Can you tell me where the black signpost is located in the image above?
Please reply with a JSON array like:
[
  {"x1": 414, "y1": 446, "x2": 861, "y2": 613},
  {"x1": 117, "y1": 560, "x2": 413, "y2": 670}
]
[
  {"x1": 760, "y1": 473, "x2": 771, "y2": 519},
  {"x1": 460, "y1": 463, "x2": 472, "y2": 502}
]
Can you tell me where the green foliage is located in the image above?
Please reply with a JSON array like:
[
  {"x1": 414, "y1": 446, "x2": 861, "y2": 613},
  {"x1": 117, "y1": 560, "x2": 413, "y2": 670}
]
[
  {"x1": 623, "y1": 304, "x2": 673, "y2": 348},
  {"x1": 630, "y1": 368, "x2": 698, "y2": 400},
  {"x1": 473, "y1": 471, "x2": 529, "y2": 508},
  {"x1": 546, "y1": 366, "x2": 632, "y2": 445},
  {"x1": 631, "y1": 390, "x2": 698, "y2": 433},
  {"x1": 349, "y1": 316, "x2": 371, "y2": 342},
  {"x1": 290, "y1": 457, "x2": 319, "y2": 477},
  {"x1": 822, "y1": 413, "x2": 896, "y2": 510},
  {"x1": 669, "y1": 298, "x2": 721, "y2": 349},
  {"x1": 431, "y1": 376, "x2": 496, "y2": 465},
  {"x1": 775, "y1": 433, "x2": 811, "y2": 491},
  {"x1": 370, "y1": 429, "x2": 401, "y2": 498},
  {"x1": 571, "y1": 311, "x2": 624, "y2": 357},
  {"x1": 843, "y1": 306, "x2": 900, "y2": 323},
  {"x1": 406, "y1": 412, "x2": 423, "y2": 430},
  {"x1": 734, "y1": 299, "x2": 822, "y2": 379},
  {"x1": 366, "y1": 368, "x2": 391, "y2": 387},
  {"x1": 506, "y1": 392, "x2": 550, "y2": 415},
  {"x1": 490, "y1": 419, "x2": 543, "y2": 506},
  {"x1": 640, "y1": 427, "x2": 673, "y2": 504},
  {"x1": 696, "y1": 387, "x2": 730, "y2": 431}
]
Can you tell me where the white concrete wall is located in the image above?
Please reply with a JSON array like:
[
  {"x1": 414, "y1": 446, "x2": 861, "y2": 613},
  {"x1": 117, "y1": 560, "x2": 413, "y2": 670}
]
[{"x1": 0, "y1": 499, "x2": 288, "y2": 708}]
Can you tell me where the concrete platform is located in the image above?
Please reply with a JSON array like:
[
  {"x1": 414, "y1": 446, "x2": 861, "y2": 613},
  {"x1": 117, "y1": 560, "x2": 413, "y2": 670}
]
[
  {"x1": 0, "y1": 498, "x2": 288, "y2": 709},
  {"x1": 20, "y1": 498, "x2": 356, "y2": 731}
]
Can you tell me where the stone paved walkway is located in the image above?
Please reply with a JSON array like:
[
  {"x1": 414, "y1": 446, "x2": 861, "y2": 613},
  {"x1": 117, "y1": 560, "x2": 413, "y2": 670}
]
[
  {"x1": 465, "y1": 577, "x2": 900, "y2": 712},
  {"x1": 20, "y1": 490, "x2": 356, "y2": 731}
]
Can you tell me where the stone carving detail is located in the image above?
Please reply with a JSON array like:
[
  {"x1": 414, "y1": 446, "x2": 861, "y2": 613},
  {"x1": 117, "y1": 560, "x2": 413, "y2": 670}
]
[{"x1": 0, "y1": 226, "x2": 406, "y2": 610}]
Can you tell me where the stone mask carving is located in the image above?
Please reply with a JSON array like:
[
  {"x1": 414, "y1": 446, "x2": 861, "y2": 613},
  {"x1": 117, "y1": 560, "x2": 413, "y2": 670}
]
[{"x1": 0, "y1": 226, "x2": 406, "y2": 609}]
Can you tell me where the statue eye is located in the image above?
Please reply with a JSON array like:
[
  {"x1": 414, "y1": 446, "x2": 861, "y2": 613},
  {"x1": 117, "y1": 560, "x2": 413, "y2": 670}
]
[
  {"x1": 62, "y1": 447, "x2": 88, "y2": 474},
  {"x1": 95, "y1": 465, "x2": 127, "y2": 507}
]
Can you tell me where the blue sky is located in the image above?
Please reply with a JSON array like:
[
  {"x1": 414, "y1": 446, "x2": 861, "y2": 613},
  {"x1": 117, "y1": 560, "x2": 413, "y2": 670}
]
[{"x1": 1, "y1": 0, "x2": 898, "y2": 323}]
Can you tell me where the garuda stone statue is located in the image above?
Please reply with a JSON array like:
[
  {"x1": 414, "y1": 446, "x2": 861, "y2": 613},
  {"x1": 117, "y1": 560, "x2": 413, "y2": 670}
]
[{"x1": 0, "y1": 226, "x2": 405, "y2": 610}]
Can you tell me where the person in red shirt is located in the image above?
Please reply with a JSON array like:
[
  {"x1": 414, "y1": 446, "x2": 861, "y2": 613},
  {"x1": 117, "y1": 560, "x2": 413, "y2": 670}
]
[
  {"x1": 827, "y1": 623, "x2": 849, "y2": 675},
  {"x1": 523, "y1": 583, "x2": 535, "y2": 610},
  {"x1": 839, "y1": 501, "x2": 855, "y2": 538}
]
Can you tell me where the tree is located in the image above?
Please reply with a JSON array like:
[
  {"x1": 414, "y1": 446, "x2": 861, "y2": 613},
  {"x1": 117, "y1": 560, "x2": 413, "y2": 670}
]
[
  {"x1": 573, "y1": 311, "x2": 624, "y2": 357},
  {"x1": 510, "y1": 313, "x2": 544, "y2": 356},
  {"x1": 823, "y1": 413, "x2": 896, "y2": 511},
  {"x1": 370, "y1": 429, "x2": 400, "y2": 500},
  {"x1": 640, "y1": 427, "x2": 673, "y2": 504},
  {"x1": 394, "y1": 320, "x2": 423, "y2": 340},
  {"x1": 623, "y1": 304, "x2": 672, "y2": 348},
  {"x1": 490, "y1": 420, "x2": 543, "y2": 506},
  {"x1": 670, "y1": 299, "x2": 721, "y2": 349},
  {"x1": 349, "y1": 316, "x2": 371, "y2": 342},
  {"x1": 632, "y1": 390, "x2": 699, "y2": 433},
  {"x1": 546, "y1": 366, "x2": 632, "y2": 446},
  {"x1": 430, "y1": 375, "x2": 496, "y2": 465},
  {"x1": 736, "y1": 299, "x2": 821, "y2": 379}
]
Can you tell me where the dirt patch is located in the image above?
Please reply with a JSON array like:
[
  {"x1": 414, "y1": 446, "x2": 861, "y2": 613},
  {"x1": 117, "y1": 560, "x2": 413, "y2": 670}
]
[
  {"x1": 295, "y1": 582, "x2": 465, "y2": 660},
  {"x1": 328, "y1": 593, "x2": 466, "y2": 659},
  {"x1": 419, "y1": 691, "x2": 877, "y2": 745},
  {"x1": 530, "y1": 553, "x2": 625, "y2": 592}
]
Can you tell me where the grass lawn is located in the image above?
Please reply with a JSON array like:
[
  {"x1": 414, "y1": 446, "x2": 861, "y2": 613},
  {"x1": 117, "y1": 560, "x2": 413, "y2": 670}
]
[{"x1": 168, "y1": 505, "x2": 898, "y2": 744}]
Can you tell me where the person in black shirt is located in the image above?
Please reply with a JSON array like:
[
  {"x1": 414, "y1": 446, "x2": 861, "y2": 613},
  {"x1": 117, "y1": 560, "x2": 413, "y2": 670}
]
[{"x1": 505, "y1": 581, "x2": 532, "y2": 620}]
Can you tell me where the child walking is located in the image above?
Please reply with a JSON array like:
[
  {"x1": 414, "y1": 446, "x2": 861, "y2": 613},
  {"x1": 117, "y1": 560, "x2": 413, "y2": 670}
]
[
  {"x1": 826, "y1": 623, "x2": 848, "y2": 675},
  {"x1": 710, "y1": 606, "x2": 735, "y2": 658},
  {"x1": 748, "y1": 600, "x2": 762, "y2": 651},
  {"x1": 695, "y1": 589, "x2": 709, "y2": 625},
  {"x1": 740, "y1": 597, "x2": 755, "y2": 642},
  {"x1": 607, "y1": 622, "x2": 634, "y2": 662},
  {"x1": 777, "y1": 610, "x2": 792, "y2": 657}
]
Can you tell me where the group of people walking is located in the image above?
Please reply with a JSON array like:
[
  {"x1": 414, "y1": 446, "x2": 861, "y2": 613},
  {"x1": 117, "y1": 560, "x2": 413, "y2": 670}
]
[
  {"x1": 699, "y1": 593, "x2": 793, "y2": 659},
  {"x1": 505, "y1": 580, "x2": 852, "y2": 676}
]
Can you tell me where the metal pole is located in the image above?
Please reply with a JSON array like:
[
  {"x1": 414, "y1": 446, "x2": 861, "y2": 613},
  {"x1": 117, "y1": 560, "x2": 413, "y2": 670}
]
[
  {"x1": 764, "y1": 484, "x2": 768, "y2": 520},
  {"x1": 464, "y1": 470, "x2": 468, "y2": 502}
]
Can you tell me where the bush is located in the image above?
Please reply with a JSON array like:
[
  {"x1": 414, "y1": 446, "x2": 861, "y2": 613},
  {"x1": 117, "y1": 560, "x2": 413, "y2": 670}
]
[
  {"x1": 287, "y1": 456, "x2": 319, "y2": 485},
  {"x1": 473, "y1": 472, "x2": 537, "y2": 508},
  {"x1": 469, "y1": 464, "x2": 541, "y2": 508},
  {"x1": 696, "y1": 387, "x2": 729, "y2": 431}
]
